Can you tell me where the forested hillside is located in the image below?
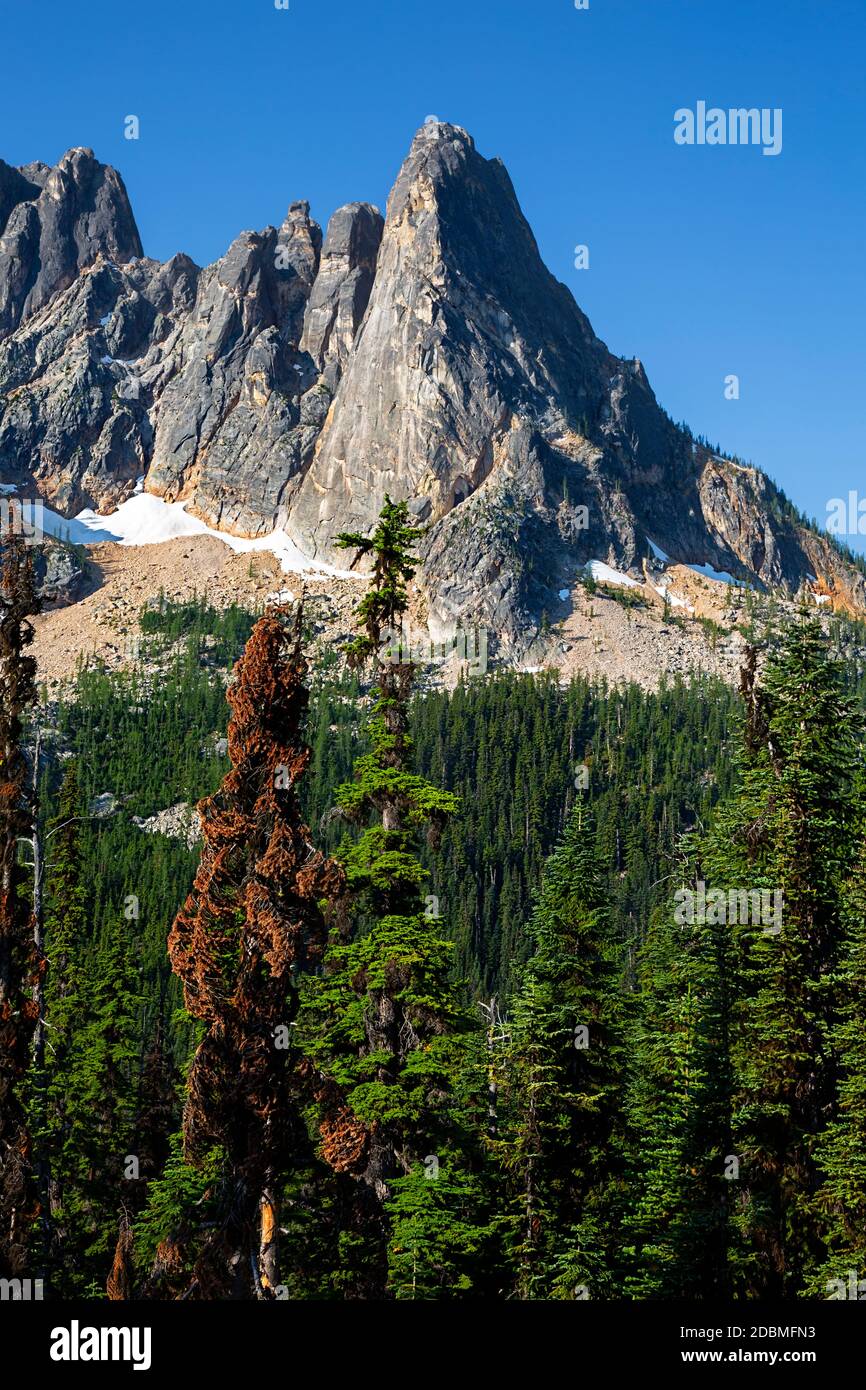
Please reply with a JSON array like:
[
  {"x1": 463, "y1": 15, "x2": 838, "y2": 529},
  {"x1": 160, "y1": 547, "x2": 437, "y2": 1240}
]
[
  {"x1": 2, "y1": 511, "x2": 866, "y2": 1302},
  {"x1": 36, "y1": 598, "x2": 739, "y2": 1059}
]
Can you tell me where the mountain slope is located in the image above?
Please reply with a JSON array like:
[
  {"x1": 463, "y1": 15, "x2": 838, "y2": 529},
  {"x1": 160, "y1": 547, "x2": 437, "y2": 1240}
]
[{"x1": 1, "y1": 124, "x2": 863, "y2": 652}]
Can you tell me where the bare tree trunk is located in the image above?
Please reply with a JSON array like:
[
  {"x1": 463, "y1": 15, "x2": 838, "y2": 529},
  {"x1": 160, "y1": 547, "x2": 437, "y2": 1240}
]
[
  {"x1": 480, "y1": 997, "x2": 500, "y2": 1138},
  {"x1": 257, "y1": 1188, "x2": 279, "y2": 1297}
]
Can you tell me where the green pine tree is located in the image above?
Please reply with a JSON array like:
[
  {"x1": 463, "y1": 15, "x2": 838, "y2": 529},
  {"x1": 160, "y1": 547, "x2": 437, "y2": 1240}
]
[
  {"x1": 728, "y1": 620, "x2": 860, "y2": 1297},
  {"x1": 28, "y1": 760, "x2": 90, "y2": 1293},
  {"x1": 810, "y1": 793, "x2": 866, "y2": 1295},
  {"x1": 385, "y1": 1159, "x2": 492, "y2": 1299},
  {"x1": 56, "y1": 909, "x2": 142, "y2": 1294},
  {"x1": 299, "y1": 499, "x2": 481, "y2": 1296},
  {"x1": 623, "y1": 879, "x2": 734, "y2": 1299},
  {"x1": 499, "y1": 803, "x2": 628, "y2": 1299}
]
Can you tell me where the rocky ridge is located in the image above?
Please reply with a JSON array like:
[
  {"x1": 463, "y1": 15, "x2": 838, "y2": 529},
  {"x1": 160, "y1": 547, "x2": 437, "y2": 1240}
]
[
  {"x1": 28, "y1": 528, "x2": 861, "y2": 702},
  {"x1": 2, "y1": 123, "x2": 864, "y2": 662}
]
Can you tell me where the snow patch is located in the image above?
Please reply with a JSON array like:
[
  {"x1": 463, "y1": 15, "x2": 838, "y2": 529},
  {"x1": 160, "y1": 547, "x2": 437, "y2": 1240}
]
[
  {"x1": 653, "y1": 585, "x2": 690, "y2": 610},
  {"x1": 0, "y1": 483, "x2": 18, "y2": 495},
  {"x1": 584, "y1": 560, "x2": 641, "y2": 589},
  {"x1": 41, "y1": 492, "x2": 360, "y2": 579},
  {"x1": 558, "y1": 587, "x2": 570, "y2": 601},
  {"x1": 646, "y1": 536, "x2": 669, "y2": 563},
  {"x1": 686, "y1": 562, "x2": 744, "y2": 587}
]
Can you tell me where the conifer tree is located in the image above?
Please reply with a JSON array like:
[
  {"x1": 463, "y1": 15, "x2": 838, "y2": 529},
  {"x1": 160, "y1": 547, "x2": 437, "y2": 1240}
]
[
  {"x1": 499, "y1": 803, "x2": 627, "y2": 1299},
  {"x1": 623, "y1": 883, "x2": 734, "y2": 1299},
  {"x1": 810, "y1": 784, "x2": 866, "y2": 1294},
  {"x1": 624, "y1": 624, "x2": 863, "y2": 1300},
  {"x1": 57, "y1": 910, "x2": 142, "y2": 1294},
  {"x1": 0, "y1": 533, "x2": 39, "y2": 1278},
  {"x1": 728, "y1": 619, "x2": 860, "y2": 1296},
  {"x1": 43, "y1": 762, "x2": 88, "y2": 1014},
  {"x1": 135, "y1": 1133, "x2": 223, "y2": 1300},
  {"x1": 132, "y1": 1017, "x2": 180, "y2": 1201},
  {"x1": 28, "y1": 759, "x2": 89, "y2": 1288},
  {"x1": 298, "y1": 499, "x2": 479, "y2": 1295},
  {"x1": 385, "y1": 1159, "x2": 492, "y2": 1299},
  {"x1": 167, "y1": 604, "x2": 344, "y2": 1298}
]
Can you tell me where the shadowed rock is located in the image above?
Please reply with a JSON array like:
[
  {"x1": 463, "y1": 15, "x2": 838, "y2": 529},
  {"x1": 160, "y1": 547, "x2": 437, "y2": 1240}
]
[{"x1": 0, "y1": 148, "x2": 142, "y2": 337}]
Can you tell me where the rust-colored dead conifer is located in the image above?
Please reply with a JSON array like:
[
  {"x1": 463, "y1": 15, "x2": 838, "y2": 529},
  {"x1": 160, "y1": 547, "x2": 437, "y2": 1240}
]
[
  {"x1": 167, "y1": 603, "x2": 344, "y2": 1297},
  {"x1": 107, "y1": 1214, "x2": 134, "y2": 1301}
]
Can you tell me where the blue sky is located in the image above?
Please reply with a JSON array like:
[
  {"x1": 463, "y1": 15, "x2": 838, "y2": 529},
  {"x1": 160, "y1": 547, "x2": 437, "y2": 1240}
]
[{"x1": 2, "y1": 0, "x2": 864, "y2": 543}]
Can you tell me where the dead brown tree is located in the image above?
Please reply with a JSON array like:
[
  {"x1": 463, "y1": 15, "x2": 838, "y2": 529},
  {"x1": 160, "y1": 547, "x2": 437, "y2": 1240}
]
[{"x1": 165, "y1": 603, "x2": 345, "y2": 1298}]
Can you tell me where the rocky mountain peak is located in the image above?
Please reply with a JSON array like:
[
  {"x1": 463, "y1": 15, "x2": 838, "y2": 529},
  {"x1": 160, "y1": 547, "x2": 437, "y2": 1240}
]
[
  {"x1": 1, "y1": 125, "x2": 864, "y2": 652},
  {"x1": 0, "y1": 147, "x2": 142, "y2": 337},
  {"x1": 285, "y1": 117, "x2": 610, "y2": 569}
]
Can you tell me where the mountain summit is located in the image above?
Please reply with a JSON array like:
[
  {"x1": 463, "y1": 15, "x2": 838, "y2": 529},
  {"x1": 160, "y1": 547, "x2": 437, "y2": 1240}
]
[{"x1": 0, "y1": 124, "x2": 861, "y2": 644}]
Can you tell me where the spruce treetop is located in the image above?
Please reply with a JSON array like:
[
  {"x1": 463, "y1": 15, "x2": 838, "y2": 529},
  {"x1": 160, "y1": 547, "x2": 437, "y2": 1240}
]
[{"x1": 335, "y1": 496, "x2": 425, "y2": 668}]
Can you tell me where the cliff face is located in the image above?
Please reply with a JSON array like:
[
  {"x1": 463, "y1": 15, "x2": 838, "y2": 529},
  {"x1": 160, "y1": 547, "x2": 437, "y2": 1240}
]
[
  {"x1": 0, "y1": 148, "x2": 142, "y2": 336},
  {"x1": 1, "y1": 125, "x2": 862, "y2": 644},
  {"x1": 143, "y1": 202, "x2": 326, "y2": 535}
]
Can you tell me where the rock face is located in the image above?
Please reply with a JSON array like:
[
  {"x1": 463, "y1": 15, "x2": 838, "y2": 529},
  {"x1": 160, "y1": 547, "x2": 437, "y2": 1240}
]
[
  {"x1": 288, "y1": 123, "x2": 609, "y2": 554},
  {"x1": 144, "y1": 202, "x2": 325, "y2": 534},
  {"x1": 1, "y1": 125, "x2": 864, "y2": 647},
  {"x1": 132, "y1": 802, "x2": 202, "y2": 849},
  {"x1": 288, "y1": 123, "x2": 866, "y2": 642},
  {"x1": 31, "y1": 536, "x2": 90, "y2": 606},
  {"x1": 0, "y1": 148, "x2": 142, "y2": 336},
  {"x1": 300, "y1": 203, "x2": 384, "y2": 390}
]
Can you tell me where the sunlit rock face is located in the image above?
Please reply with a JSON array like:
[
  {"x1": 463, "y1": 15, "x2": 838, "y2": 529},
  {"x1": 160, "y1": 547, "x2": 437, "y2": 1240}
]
[{"x1": 1, "y1": 127, "x2": 862, "y2": 647}]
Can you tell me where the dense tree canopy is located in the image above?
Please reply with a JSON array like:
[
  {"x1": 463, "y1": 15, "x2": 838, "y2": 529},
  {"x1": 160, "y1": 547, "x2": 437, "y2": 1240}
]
[{"x1": 14, "y1": 544, "x2": 866, "y2": 1301}]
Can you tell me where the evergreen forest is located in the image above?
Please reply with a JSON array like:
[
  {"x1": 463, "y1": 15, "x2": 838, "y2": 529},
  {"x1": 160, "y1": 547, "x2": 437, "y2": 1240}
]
[{"x1": 2, "y1": 507, "x2": 866, "y2": 1303}]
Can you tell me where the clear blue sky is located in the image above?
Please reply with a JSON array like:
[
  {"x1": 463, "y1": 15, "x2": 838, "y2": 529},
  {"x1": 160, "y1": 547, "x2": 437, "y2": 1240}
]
[{"x1": 2, "y1": 0, "x2": 864, "y2": 544}]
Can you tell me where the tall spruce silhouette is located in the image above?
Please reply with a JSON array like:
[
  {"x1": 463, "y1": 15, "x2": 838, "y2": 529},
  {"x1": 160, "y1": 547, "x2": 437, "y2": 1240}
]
[{"x1": 298, "y1": 499, "x2": 480, "y2": 1294}]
